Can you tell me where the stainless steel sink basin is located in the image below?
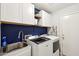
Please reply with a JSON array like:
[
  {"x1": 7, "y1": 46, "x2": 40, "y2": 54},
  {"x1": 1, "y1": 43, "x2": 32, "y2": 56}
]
[{"x1": 2, "y1": 42, "x2": 28, "y2": 53}]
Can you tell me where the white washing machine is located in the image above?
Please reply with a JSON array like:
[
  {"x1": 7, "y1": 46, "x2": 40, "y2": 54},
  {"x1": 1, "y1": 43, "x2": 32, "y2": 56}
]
[
  {"x1": 26, "y1": 37, "x2": 53, "y2": 56},
  {"x1": 40, "y1": 35, "x2": 60, "y2": 56},
  {"x1": 53, "y1": 39, "x2": 59, "y2": 56}
]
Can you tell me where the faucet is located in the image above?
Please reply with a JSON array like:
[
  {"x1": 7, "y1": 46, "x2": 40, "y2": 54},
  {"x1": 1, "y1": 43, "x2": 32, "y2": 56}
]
[{"x1": 18, "y1": 31, "x2": 24, "y2": 42}]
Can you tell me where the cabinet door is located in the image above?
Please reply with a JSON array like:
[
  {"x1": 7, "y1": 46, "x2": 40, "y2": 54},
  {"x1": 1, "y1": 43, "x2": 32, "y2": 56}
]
[
  {"x1": 39, "y1": 10, "x2": 51, "y2": 27},
  {"x1": 1, "y1": 3, "x2": 22, "y2": 23},
  {"x1": 38, "y1": 40, "x2": 53, "y2": 56},
  {"x1": 15, "y1": 46, "x2": 31, "y2": 56},
  {"x1": 22, "y1": 3, "x2": 35, "y2": 25}
]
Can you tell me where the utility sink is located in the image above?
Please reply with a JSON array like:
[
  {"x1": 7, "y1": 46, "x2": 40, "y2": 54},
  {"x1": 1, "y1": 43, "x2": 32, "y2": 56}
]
[{"x1": 3, "y1": 42, "x2": 28, "y2": 53}]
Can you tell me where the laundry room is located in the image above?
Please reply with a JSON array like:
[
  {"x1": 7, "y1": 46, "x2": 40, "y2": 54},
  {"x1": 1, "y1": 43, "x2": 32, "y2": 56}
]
[{"x1": 0, "y1": 1, "x2": 79, "y2": 57}]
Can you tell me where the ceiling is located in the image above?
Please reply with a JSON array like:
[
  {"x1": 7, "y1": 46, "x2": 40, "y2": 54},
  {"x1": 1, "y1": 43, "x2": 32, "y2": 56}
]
[{"x1": 33, "y1": 3, "x2": 75, "y2": 13}]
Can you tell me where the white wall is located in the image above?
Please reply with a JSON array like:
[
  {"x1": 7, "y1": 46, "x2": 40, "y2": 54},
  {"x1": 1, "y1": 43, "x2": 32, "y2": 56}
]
[{"x1": 51, "y1": 4, "x2": 79, "y2": 55}]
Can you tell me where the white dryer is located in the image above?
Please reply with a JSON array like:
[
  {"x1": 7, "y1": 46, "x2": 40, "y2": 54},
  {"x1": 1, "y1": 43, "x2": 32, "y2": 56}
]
[{"x1": 40, "y1": 35, "x2": 60, "y2": 56}]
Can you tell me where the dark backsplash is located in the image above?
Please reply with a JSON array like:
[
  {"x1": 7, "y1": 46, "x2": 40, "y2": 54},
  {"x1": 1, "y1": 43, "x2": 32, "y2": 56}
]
[{"x1": 1, "y1": 24, "x2": 47, "y2": 44}]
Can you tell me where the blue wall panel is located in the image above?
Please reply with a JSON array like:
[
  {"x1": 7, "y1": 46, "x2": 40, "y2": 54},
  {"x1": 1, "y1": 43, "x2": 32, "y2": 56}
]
[{"x1": 1, "y1": 24, "x2": 47, "y2": 44}]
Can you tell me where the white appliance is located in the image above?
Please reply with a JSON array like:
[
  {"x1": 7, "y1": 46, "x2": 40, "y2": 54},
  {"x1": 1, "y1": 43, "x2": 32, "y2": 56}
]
[
  {"x1": 40, "y1": 35, "x2": 59, "y2": 56},
  {"x1": 53, "y1": 39, "x2": 59, "y2": 56},
  {"x1": 26, "y1": 37, "x2": 53, "y2": 56}
]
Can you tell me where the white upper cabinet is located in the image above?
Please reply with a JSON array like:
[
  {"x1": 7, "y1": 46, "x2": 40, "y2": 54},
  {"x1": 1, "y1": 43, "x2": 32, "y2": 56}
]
[
  {"x1": 0, "y1": 3, "x2": 35, "y2": 25},
  {"x1": 38, "y1": 10, "x2": 51, "y2": 27},
  {"x1": 22, "y1": 3, "x2": 35, "y2": 25},
  {"x1": 0, "y1": 3, "x2": 22, "y2": 23}
]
